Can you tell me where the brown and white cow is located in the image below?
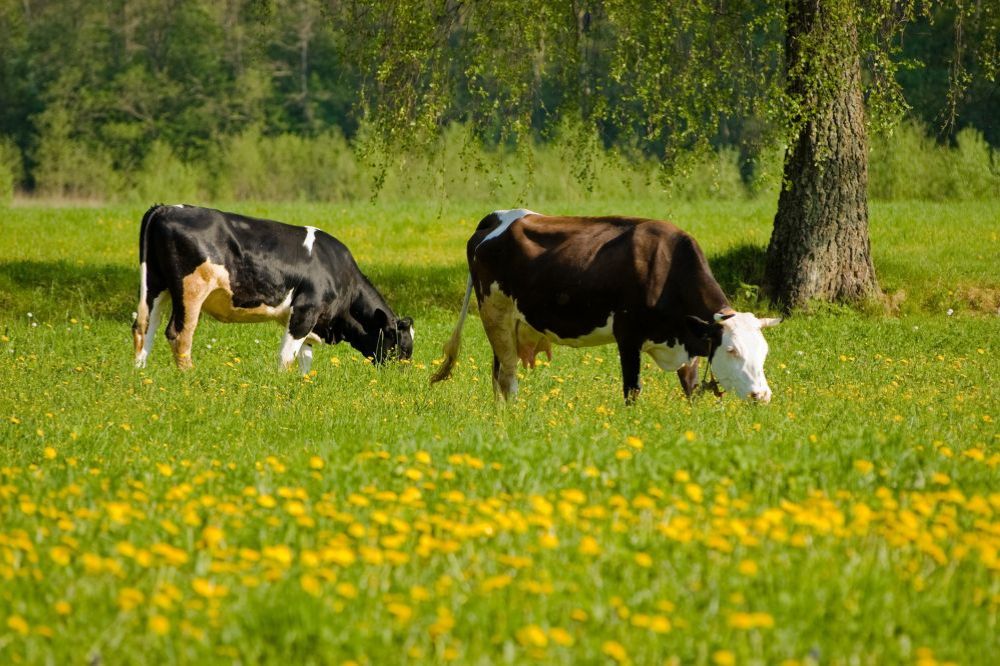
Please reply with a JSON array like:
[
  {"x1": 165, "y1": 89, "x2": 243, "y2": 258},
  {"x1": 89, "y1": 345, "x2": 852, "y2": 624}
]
[
  {"x1": 431, "y1": 209, "x2": 779, "y2": 403},
  {"x1": 132, "y1": 204, "x2": 413, "y2": 372}
]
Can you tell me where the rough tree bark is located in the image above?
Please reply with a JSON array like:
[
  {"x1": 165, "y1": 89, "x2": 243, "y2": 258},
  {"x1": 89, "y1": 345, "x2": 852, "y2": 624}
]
[{"x1": 764, "y1": 0, "x2": 880, "y2": 310}]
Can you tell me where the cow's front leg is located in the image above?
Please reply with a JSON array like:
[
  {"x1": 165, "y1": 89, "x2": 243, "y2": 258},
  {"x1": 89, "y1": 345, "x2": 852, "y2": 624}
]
[
  {"x1": 298, "y1": 344, "x2": 314, "y2": 374},
  {"x1": 677, "y1": 357, "x2": 700, "y2": 398},
  {"x1": 616, "y1": 338, "x2": 642, "y2": 405},
  {"x1": 279, "y1": 307, "x2": 319, "y2": 371}
]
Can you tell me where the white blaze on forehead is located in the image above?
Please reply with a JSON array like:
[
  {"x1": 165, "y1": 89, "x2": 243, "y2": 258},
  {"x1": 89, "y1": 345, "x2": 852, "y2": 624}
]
[
  {"x1": 479, "y1": 208, "x2": 540, "y2": 246},
  {"x1": 303, "y1": 226, "x2": 317, "y2": 254}
]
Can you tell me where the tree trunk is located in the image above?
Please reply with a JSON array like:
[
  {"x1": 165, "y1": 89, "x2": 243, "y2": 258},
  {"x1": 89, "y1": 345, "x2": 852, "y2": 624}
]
[{"x1": 764, "y1": 0, "x2": 879, "y2": 310}]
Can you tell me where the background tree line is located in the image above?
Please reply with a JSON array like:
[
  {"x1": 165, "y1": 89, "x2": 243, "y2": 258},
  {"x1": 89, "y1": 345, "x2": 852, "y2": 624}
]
[{"x1": 0, "y1": 0, "x2": 996, "y2": 203}]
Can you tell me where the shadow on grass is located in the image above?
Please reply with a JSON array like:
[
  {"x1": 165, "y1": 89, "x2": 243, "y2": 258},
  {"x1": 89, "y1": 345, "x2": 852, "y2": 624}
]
[
  {"x1": 0, "y1": 260, "x2": 137, "y2": 321},
  {"x1": 0, "y1": 248, "x2": 770, "y2": 324},
  {"x1": 708, "y1": 243, "x2": 768, "y2": 306},
  {"x1": 366, "y1": 263, "x2": 468, "y2": 316},
  {"x1": 0, "y1": 259, "x2": 471, "y2": 323}
]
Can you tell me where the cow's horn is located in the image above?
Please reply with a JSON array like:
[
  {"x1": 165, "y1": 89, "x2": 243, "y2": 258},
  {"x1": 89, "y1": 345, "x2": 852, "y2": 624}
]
[{"x1": 713, "y1": 312, "x2": 735, "y2": 323}]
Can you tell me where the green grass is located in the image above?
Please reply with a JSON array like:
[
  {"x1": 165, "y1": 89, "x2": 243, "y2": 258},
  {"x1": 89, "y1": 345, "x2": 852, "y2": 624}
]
[{"x1": 0, "y1": 200, "x2": 997, "y2": 665}]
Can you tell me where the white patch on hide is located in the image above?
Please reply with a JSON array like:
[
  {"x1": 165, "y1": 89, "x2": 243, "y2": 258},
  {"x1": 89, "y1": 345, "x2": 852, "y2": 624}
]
[
  {"x1": 643, "y1": 339, "x2": 690, "y2": 372},
  {"x1": 478, "y1": 208, "x2": 540, "y2": 248},
  {"x1": 303, "y1": 226, "x2": 317, "y2": 254}
]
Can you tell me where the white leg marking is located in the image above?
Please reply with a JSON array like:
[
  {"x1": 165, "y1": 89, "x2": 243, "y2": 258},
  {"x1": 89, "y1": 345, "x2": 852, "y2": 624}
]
[
  {"x1": 136, "y1": 294, "x2": 167, "y2": 368},
  {"x1": 278, "y1": 331, "x2": 306, "y2": 370},
  {"x1": 138, "y1": 262, "x2": 148, "y2": 305},
  {"x1": 303, "y1": 226, "x2": 317, "y2": 255},
  {"x1": 298, "y1": 344, "x2": 314, "y2": 374}
]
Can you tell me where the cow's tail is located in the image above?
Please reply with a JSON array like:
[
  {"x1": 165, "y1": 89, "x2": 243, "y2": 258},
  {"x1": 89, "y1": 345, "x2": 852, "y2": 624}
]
[
  {"x1": 132, "y1": 204, "x2": 163, "y2": 358},
  {"x1": 430, "y1": 274, "x2": 474, "y2": 384}
]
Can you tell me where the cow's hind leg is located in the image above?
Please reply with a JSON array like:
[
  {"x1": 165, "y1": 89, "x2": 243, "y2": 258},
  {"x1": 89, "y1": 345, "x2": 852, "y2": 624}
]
[
  {"x1": 479, "y1": 292, "x2": 518, "y2": 400},
  {"x1": 134, "y1": 292, "x2": 168, "y2": 368},
  {"x1": 165, "y1": 275, "x2": 211, "y2": 370}
]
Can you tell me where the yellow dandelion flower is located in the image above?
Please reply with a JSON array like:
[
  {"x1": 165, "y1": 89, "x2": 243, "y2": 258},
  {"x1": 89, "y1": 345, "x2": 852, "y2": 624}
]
[
  {"x1": 549, "y1": 627, "x2": 574, "y2": 646},
  {"x1": 931, "y1": 472, "x2": 951, "y2": 485},
  {"x1": 262, "y1": 544, "x2": 294, "y2": 566},
  {"x1": 515, "y1": 624, "x2": 548, "y2": 648},
  {"x1": 579, "y1": 536, "x2": 601, "y2": 556},
  {"x1": 54, "y1": 601, "x2": 72, "y2": 616},
  {"x1": 602, "y1": 640, "x2": 629, "y2": 663},
  {"x1": 49, "y1": 545, "x2": 72, "y2": 566},
  {"x1": 301, "y1": 574, "x2": 322, "y2": 597},
  {"x1": 387, "y1": 602, "x2": 413, "y2": 623},
  {"x1": 737, "y1": 559, "x2": 759, "y2": 576},
  {"x1": 615, "y1": 449, "x2": 633, "y2": 460},
  {"x1": 7, "y1": 615, "x2": 29, "y2": 635},
  {"x1": 192, "y1": 578, "x2": 227, "y2": 599},
  {"x1": 853, "y1": 460, "x2": 874, "y2": 474},
  {"x1": 713, "y1": 650, "x2": 736, "y2": 666},
  {"x1": 634, "y1": 552, "x2": 653, "y2": 568},
  {"x1": 626, "y1": 436, "x2": 643, "y2": 450},
  {"x1": 148, "y1": 614, "x2": 170, "y2": 636},
  {"x1": 117, "y1": 587, "x2": 145, "y2": 611},
  {"x1": 336, "y1": 582, "x2": 358, "y2": 599},
  {"x1": 156, "y1": 463, "x2": 173, "y2": 477},
  {"x1": 684, "y1": 430, "x2": 696, "y2": 442},
  {"x1": 43, "y1": 446, "x2": 57, "y2": 460},
  {"x1": 539, "y1": 533, "x2": 559, "y2": 549},
  {"x1": 649, "y1": 615, "x2": 672, "y2": 633}
]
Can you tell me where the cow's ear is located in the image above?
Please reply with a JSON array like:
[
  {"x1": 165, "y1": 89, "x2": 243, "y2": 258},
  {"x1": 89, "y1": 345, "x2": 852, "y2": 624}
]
[
  {"x1": 398, "y1": 316, "x2": 413, "y2": 329},
  {"x1": 758, "y1": 317, "x2": 781, "y2": 328},
  {"x1": 373, "y1": 308, "x2": 390, "y2": 329},
  {"x1": 685, "y1": 315, "x2": 717, "y2": 340}
]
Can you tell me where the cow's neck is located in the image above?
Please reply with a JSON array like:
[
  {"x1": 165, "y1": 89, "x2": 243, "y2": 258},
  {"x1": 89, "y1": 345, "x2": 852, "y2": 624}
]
[
  {"x1": 332, "y1": 280, "x2": 393, "y2": 357},
  {"x1": 350, "y1": 279, "x2": 394, "y2": 329},
  {"x1": 683, "y1": 276, "x2": 732, "y2": 358}
]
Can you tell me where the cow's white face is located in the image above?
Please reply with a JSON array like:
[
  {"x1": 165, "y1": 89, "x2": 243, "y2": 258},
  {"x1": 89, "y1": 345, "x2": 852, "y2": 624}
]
[{"x1": 710, "y1": 313, "x2": 780, "y2": 402}]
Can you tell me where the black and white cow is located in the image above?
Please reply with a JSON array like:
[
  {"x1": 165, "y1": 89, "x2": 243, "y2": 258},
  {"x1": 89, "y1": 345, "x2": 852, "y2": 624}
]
[
  {"x1": 132, "y1": 204, "x2": 413, "y2": 371},
  {"x1": 431, "y1": 209, "x2": 779, "y2": 403}
]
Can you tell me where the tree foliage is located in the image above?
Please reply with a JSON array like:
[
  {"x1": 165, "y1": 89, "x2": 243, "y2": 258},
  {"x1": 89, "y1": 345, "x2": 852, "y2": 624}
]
[{"x1": 0, "y1": 0, "x2": 996, "y2": 191}]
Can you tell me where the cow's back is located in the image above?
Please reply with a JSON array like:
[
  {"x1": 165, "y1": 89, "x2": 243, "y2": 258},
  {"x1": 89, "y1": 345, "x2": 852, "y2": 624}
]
[{"x1": 470, "y1": 213, "x2": 691, "y2": 306}]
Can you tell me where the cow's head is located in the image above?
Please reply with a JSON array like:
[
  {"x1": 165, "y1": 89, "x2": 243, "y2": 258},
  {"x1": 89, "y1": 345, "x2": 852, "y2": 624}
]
[
  {"x1": 372, "y1": 310, "x2": 415, "y2": 363},
  {"x1": 687, "y1": 312, "x2": 780, "y2": 402}
]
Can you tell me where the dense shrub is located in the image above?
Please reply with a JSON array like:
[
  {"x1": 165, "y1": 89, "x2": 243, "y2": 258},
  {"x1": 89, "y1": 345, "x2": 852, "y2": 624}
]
[
  {"x1": 869, "y1": 121, "x2": 999, "y2": 200},
  {"x1": 3, "y1": 119, "x2": 997, "y2": 203},
  {"x1": 32, "y1": 108, "x2": 124, "y2": 200}
]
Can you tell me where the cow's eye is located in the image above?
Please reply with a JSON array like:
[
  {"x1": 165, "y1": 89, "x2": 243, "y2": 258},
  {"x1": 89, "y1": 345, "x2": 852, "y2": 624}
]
[{"x1": 726, "y1": 346, "x2": 739, "y2": 356}]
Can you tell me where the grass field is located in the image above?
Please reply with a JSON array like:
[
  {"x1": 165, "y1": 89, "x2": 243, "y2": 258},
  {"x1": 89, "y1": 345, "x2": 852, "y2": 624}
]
[{"x1": 1, "y1": 199, "x2": 997, "y2": 665}]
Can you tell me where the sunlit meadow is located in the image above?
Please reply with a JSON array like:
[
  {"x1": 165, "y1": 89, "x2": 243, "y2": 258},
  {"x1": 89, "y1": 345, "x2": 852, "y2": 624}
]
[{"x1": 1, "y1": 199, "x2": 997, "y2": 664}]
